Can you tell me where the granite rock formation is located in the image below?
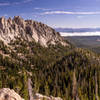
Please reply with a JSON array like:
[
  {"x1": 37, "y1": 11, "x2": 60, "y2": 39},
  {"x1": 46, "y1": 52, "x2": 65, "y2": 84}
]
[
  {"x1": 0, "y1": 16, "x2": 67, "y2": 47},
  {"x1": 0, "y1": 88, "x2": 24, "y2": 100}
]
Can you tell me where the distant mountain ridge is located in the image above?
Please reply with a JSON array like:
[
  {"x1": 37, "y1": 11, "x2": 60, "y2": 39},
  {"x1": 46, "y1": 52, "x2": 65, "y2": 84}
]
[{"x1": 55, "y1": 28, "x2": 100, "y2": 33}]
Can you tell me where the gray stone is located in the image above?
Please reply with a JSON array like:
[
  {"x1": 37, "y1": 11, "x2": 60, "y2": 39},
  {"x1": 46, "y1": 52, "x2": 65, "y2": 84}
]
[
  {"x1": 0, "y1": 16, "x2": 68, "y2": 47},
  {"x1": 0, "y1": 88, "x2": 24, "y2": 100}
]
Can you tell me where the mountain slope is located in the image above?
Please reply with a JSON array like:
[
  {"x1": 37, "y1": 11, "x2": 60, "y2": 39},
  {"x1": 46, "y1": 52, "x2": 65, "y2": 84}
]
[
  {"x1": 0, "y1": 37, "x2": 100, "y2": 100},
  {"x1": 0, "y1": 16, "x2": 67, "y2": 47},
  {"x1": 0, "y1": 17, "x2": 100, "y2": 100}
]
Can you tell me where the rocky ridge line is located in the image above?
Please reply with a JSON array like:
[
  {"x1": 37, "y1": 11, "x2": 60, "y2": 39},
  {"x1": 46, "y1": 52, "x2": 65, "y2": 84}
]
[{"x1": 0, "y1": 16, "x2": 67, "y2": 47}]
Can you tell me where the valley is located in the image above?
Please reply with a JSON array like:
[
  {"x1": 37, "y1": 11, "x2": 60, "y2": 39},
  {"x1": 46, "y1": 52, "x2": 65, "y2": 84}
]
[{"x1": 64, "y1": 36, "x2": 100, "y2": 54}]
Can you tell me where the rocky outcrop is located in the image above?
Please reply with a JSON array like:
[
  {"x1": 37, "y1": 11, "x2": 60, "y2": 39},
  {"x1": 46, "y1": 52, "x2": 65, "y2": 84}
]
[
  {"x1": 0, "y1": 88, "x2": 24, "y2": 100},
  {"x1": 33, "y1": 93, "x2": 63, "y2": 100},
  {"x1": 0, "y1": 88, "x2": 63, "y2": 100},
  {"x1": 0, "y1": 16, "x2": 67, "y2": 47}
]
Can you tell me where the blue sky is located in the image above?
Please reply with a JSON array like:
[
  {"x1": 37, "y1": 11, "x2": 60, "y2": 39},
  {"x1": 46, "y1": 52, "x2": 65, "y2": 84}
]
[{"x1": 0, "y1": 0, "x2": 100, "y2": 28}]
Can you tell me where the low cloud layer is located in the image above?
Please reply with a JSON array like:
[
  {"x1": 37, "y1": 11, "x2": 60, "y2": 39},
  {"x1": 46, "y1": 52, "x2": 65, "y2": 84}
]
[
  {"x1": 60, "y1": 32, "x2": 100, "y2": 36},
  {"x1": 42, "y1": 11, "x2": 100, "y2": 15}
]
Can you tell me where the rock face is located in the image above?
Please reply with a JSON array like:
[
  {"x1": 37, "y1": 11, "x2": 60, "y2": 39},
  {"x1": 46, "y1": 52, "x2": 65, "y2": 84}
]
[
  {"x1": 33, "y1": 93, "x2": 63, "y2": 100},
  {"x1": 0, "y1": 88, "x2": 24, "y2": 100},
  {"x1": 0, "y1": 16, "x2": 67, "y2": 47}
]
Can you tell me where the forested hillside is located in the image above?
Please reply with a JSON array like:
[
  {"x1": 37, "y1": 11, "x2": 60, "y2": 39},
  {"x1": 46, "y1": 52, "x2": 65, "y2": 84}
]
[
  {"x1": 0, "y1": 38, "x2": 100, "y2": 100},
  {"x1": 64, "y1": 36, "x2": 100, "y2": 54}
]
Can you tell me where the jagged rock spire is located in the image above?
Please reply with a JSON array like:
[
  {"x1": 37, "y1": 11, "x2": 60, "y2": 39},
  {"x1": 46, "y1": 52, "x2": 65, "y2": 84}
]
[{"x1": 0, "y1": 16, "x2": 68, "y2": 47}]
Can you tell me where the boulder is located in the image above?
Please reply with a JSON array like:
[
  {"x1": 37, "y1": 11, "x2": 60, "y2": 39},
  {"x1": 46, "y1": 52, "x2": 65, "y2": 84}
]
[{"x1": 0, "y1": 88, "x2": 24, "y2": 100}]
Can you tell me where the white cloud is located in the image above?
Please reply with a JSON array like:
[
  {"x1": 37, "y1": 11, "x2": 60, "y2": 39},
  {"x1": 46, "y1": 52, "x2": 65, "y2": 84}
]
[
  {"x1": 42, "y1": 11, "x2": 100, "y2": 15},
  {"x1": 4, "y1": 14, "x2": 8, "y2": 17},
  {"x1": 23, "y1": 0, "x2": 33, "y2": 3},
  {"x1": 34, "y1": 7, "x2": 51, "y2": 11},
  {"x1": 0, "y1": 0, "x2": 32, "y2": 6},
  {"x1": 0, "y1": 3, "x2": 10, "y2": 6},
  {"x1": 60, "y1": 32, "x2": 100, "y2": 36},
  {"x1": 77, "y1": 16, "x2": 85, "y2": 18},
  {"x1": 13, "y1": 0, "x2": 32, "y2": 5}
]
